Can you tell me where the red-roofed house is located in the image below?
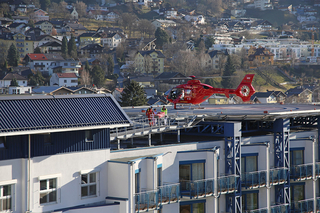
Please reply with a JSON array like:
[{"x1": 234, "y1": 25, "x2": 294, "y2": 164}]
[
  {"x1": 23, "y1": 53, "x2": 64, "y2": 75},
  {"x1": 50, "y1": 73, "x2": 78, "y2": 87}
]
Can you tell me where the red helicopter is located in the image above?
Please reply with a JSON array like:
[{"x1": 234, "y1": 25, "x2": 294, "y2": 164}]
[{"x1": 165, "y1": 74, "x2": 255, "y2": 109}]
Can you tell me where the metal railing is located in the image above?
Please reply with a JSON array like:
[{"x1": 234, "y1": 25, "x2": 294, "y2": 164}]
[
  {"x1": 270, "y1": 168, "x2": 288, "y2": 186},
  {"x1": 109, "y1": 116, "x2": 197, "y2": 141},
  {"x1": 271, "y1": 203, "x2": 290, "y2": 213},
  {"x1": 217, "y1": 175, "x2": 238, "y2": 194},
  {"x1": 290, "y1": 163, "x2": 313, "y2": 181},
  {"x1": 180, "y1": 178, "x2": 214, "y2": 199},
  {"x1": 291, "y1": 198, "x2": 314, "y2": 213},
  {"x1": 235, "y1": 203, "x2": 291, "y2": 213},
  {"x1": 242, "y1": 170, "x2": 267, "y2": 189},
  {"x1": 134, "y1": 183, "x2": 179, "y2": 212}
]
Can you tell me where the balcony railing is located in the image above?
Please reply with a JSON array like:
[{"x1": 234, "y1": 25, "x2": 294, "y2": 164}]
[
  {"x1": 241, "y1": 168, "x2": 288, "y2": 188},
  {"x1": 135, "y1": 183, "x2": 179, "y2": 212},
  {"x1": 180, "y1": 178, "x2": 214, "y2": 199},
  {"x1": 242, "y1": 170, "x2": 266, "y2": 189},
  {"x1": 290, "y1": 163, "x2": 313, "y2": 181},
  {"x1": 217, "y1": 175, "x2": 238, "y2": 194},
  {"x1": 242, "y1": 203, "x2": 290, "y2": 213},
  {"x1": 291, "y1": 198, "x2": 314, "y2": 213},
  {"x1": 271, "y1": 203, "x2": 290, "y2": 213},
  {"x1": 270, "y1": 168, "x2": 288, "y2": 186},
  {"x1": 158, "y1": 183, "x2": 179, "y2": 204}
]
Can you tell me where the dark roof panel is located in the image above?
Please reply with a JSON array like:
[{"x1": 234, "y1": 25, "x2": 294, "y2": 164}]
[{"x1": 0, "y1": 95, "x2": 131, "y2": 135}]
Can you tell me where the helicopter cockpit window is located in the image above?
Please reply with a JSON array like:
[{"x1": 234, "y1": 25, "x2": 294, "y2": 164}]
[{"x1": 185, "y1": 89, "x2": 191, "y2": 95}]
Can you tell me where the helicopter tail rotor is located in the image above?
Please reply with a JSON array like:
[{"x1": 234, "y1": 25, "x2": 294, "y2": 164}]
[{"x1": 234, "y1": 74, "x2": 255, "y2": 102}]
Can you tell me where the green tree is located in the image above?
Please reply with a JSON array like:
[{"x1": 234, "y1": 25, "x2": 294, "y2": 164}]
[
  {"x1": 28, "y1": 71, "x2": 45, "y2": 86},
  {"x1": 120, "y1": 80, "x2": 147, "y2": 107},
  {"x1": 205, "y1": 37, "x2": 215, "y2": 49},
  {"x1": 107, "y1": 55, "x2": 114, "y2": 75},
  {"x1": 68, "y1": 35, "x2": 77, "y2": 58},
  {"x1": 221, "y1": 55, "x2": 236, "y2": 88},
  {"x1": 155, "y1": 28, "x2": 169, "y2": 49},
  {"x1": 34, "y1": 47, "x2": 41, "y2": 53},
  {"x1": 7, "y1": 43, "x2": 20, "y2": 67},
  {"x1": 85, "y1": 60, "x2": 90, "y2": 72},
  {"x1": 61, "y1": 36, "x2": 68, "y2": 57},
  {"x1": 204, "y1": 78, "x2": 216, "y2": 87},
  {"x1": 10, "y1": 78, "x2": 18, "y2": 86},
  {"x1": 91, "y1": 65, "x2": 105, "y2": 87},
  {"x1": 40, "y1": 0, "x2": 51, "y2": 10}
]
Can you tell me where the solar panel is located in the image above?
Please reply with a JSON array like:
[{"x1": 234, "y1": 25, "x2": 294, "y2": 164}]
[{"x1": 0, "y1": 94, "x2": 131, "y2": 133}]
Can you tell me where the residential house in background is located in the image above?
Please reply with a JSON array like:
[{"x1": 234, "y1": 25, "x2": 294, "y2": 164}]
[
  {"x1": 64, "y1": 23, "x2": 87, "y2": 36},
  {"x1": 207, "y1": 50, "x2": 229, "y2": 72},
  {"x1": 152, "y1": 19, "x2": 177, "y2": 28},
  {"x1": 78, "y1": 32, "x2": 101, "y2": 48},
  {"x1": 154, "y1": 72, "x2": 187, "y2": 92},
  {"x1": 34, "y1": 35, "x2": 62, "y2": 49},
  {"x1": 8, "y1": 22, "x2": 29, "y2": 33},
  {"x1": 250, "y1": 91, "x2": 278, "y2": 103},
  {"x1": 0, "y1": 73, "x2": 28, "y2": 94},
  {"x1": 31, "y1": 9, "x2": 49, "y2": 23},
  {"x1": 23, "y1": 53, "x2": 65, "y2": 75},
  {"x1": 38, "y1": 41, "x2": 62, "y2": 54},
  {"x1": 285, "y1": 86, "x2": 313, "y2": 103},
  {"x1": 35, "y1": 20, "x2": 53, "y2": 35},
  {"x1": 32, "y1": 86, "x2": 75, "y2": 95},
  {"x1": 0, "y1": 32, "x2": 34, "y2": 58},
  {"x1": 50, "y1": 73, "x2": 78, "y2": 87},
  {"x1": 100, "y1": 32, "x2": 124, "y2": 49},
  {"x1": 208, "y1": 94, "x2": 229, "y2": 104},
  {"x1": 11, "y1": 15, "x2": 29, "y2": 23},
  {"x1": 134, "y1": 50, "x2": 165, "y2": 75},
  {"x1": 48, "y1": 59, "x2": 81, "y2": 76},
  {"x1": 80, "y1": 44, "x2": 105, "y2": 58},
  {"x1": 248, "y1": 46, "x2": 274, "y2": 67}
]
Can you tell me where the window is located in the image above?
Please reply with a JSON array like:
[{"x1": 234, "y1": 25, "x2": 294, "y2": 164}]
[
  {"x1": 0, "y1": 184, "x2": 13, "y2": 211},
  {"x1": 242, "y1": 191, "x2": 258, "y2": 210},
  {"x1": 40, "y1": 178, "x2": 57, "y2": 204},
  {"x1": 0, "y1": 137, "x2": 6, "y2": 149},
  {"x1": 180, "y1": 200, "x2": 205, "y2": 213},
  {"x1": 85, "y1": 130, "x2": 93, "y2": 142},
  {"x1": 64, "y1": 80, "x2": 67, "y2": 83},
  {"x1": 291, "y1": 148, "x2": 304, "y2": 166},
  {"x1": 179, "y1": 161, "x2": 205, "y2": 192},
  {"x1": 81, "y1": 172, "x2": 97, "y2": 198},
  {"x1": 291, "y1": 183, "x2": 305, "y2": 210},
  {"x1": 157, "y1": 165, "x2": 162, "y2": 187},
  {"x1": 135, "y1": 169, "x2": 141, "y2": 193}
]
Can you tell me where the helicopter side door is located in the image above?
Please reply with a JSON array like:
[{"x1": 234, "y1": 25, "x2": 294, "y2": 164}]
[{"x1": 184, "y1": 89, "x2": 192, "y2": 101}]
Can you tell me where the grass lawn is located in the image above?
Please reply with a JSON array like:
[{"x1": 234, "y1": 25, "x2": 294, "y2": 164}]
[{"x1": 245, "y1": 9, "x2": 298, "y2": 27}]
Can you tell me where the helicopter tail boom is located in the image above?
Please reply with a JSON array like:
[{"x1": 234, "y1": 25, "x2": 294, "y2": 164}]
[{"x1": 233, "y1": 74, "x2": 255, "y2": 102}]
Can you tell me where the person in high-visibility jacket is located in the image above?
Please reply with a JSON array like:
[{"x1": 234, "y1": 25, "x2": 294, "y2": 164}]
[{"x1": 161, "y1": 106, "x2": 168, "y2": 125}]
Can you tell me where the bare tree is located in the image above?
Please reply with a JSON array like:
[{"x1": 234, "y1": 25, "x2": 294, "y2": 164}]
[
  {"x1": 138, "y1": 19, "x2": 155, "y2": 38},
  {"x1": 80, "y1": 70, "x2": 92, "y2": 86},
  {"x1": 120, "y1": 13, "x2": 138, "y2": 38},
  {"x1": 0, "y1": 3, "x2": 9, "y2": 16},
  {"x1": 73, "y1": 1, "x2": 87, "y2": 19}
]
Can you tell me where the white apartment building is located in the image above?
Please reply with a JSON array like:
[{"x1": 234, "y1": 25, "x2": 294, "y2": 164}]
[
  {"x1": 1, "y1": 94, "x2": 320, "y2": 213},
  {"x1": 254, "y1": 0, "x2": 273, "y2": 10},
  {"x1": 211, "y1": 37, "x2": 320, "y2": 61}
]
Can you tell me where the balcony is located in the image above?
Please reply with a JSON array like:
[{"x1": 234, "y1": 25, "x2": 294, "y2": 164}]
[
  {"x1": 179, "y1": 175, "x2": 237, "y2": 199},
  {"x1": 270, "y1": 168, "x2": 288, "y2": 186},
  {"x1": 290, "y1": 163, "x2": 313, "y2": 181},
  {"x1": 217, "y1": 175, "x2": 238, "y2": 194},
  {"x1": 291, "y1": 198, "x2": 314, "y2": 213},
  {"x1": 135, "y1": 183, "x2": 179, "y2": 212},
  {"x1": 242, "y1": 170, "x2": 266, "y2": 189},
  {"x1": 180, "y1": 178, "x2": 214, "y2": 199},
  {"x1": 242, "y1": 168, "x2": 288, "y2": 189},
  {"x1": 243, "y1": 203, "x2": 290, "y2": 213}
]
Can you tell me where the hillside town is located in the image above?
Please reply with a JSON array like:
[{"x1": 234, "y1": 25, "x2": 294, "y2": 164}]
[
  {"x1": 0, "y1": 0, "x2": 320, "y2": 105},
  {"x1": 4, "y1": 1, "x2": 320, "y2": 213}
]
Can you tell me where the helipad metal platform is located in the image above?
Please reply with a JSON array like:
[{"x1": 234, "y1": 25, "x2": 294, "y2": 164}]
[{"x1": 123, "y1": 103, "x2": 320, "y2": 121}]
